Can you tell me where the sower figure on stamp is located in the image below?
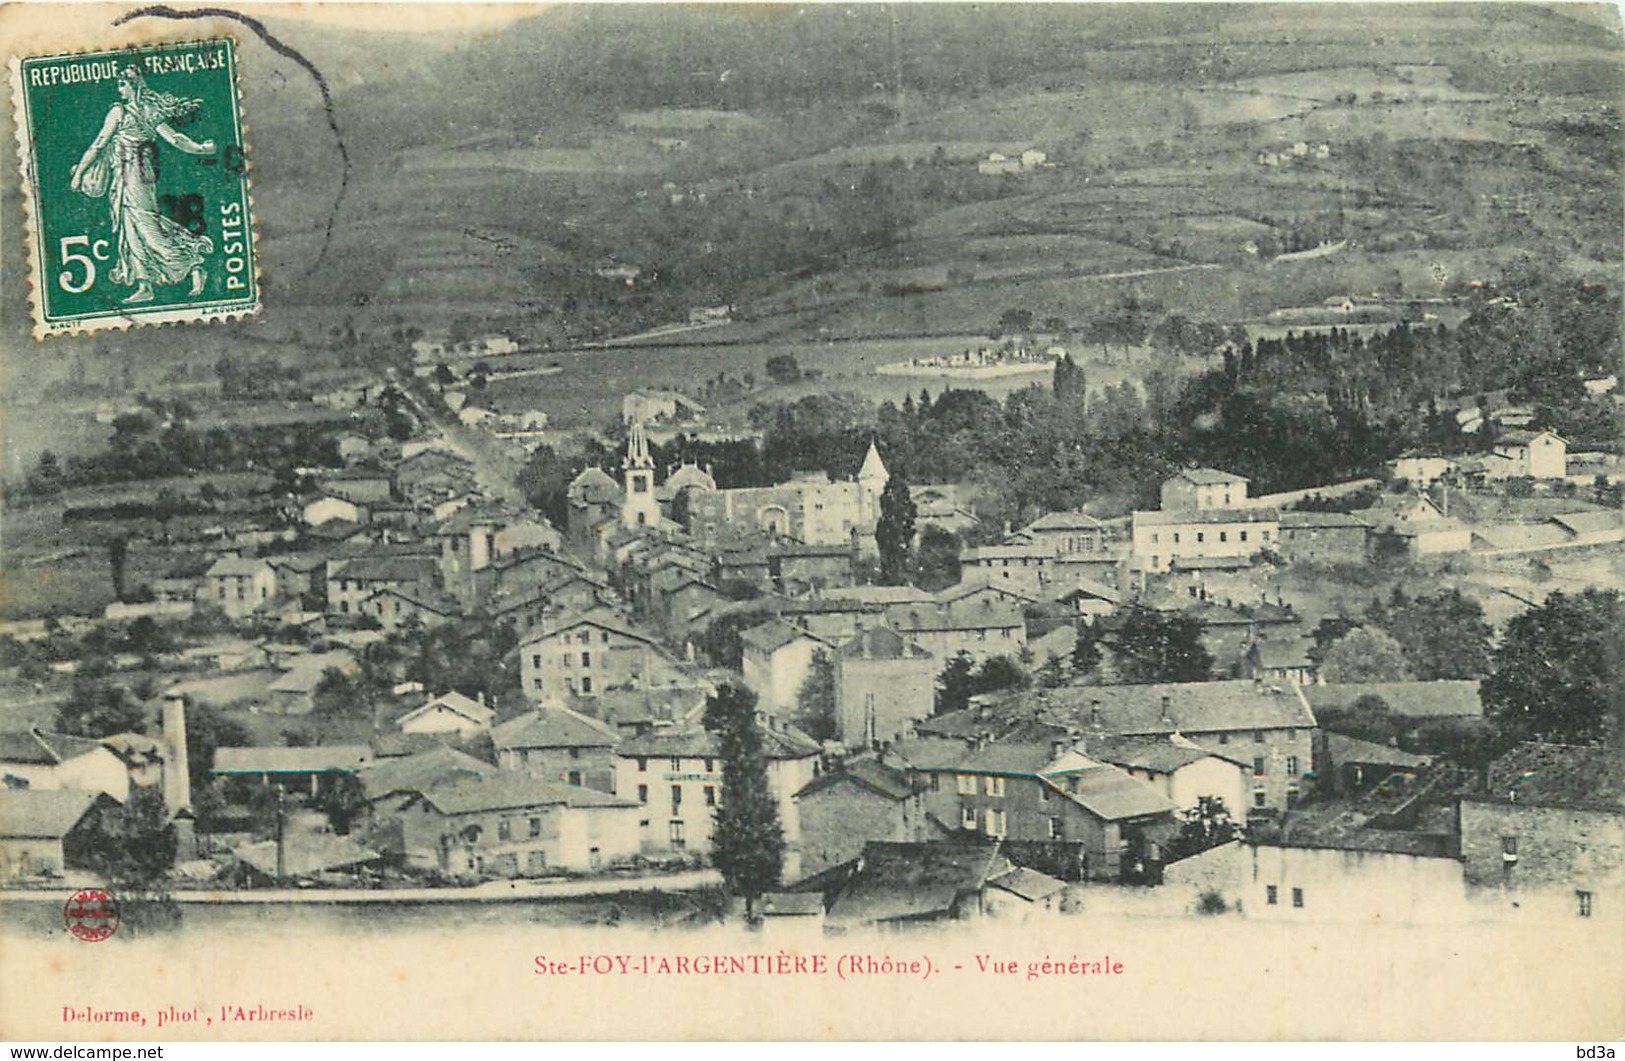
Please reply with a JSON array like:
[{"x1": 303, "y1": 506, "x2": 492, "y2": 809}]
[{"x1": 69, "y1": 67, "x2": 215, "y2": 304}]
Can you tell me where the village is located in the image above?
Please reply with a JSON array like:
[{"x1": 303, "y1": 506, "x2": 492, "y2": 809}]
[{"x1": 1, "y1": 334, "x2": 1620, "y2": 935}]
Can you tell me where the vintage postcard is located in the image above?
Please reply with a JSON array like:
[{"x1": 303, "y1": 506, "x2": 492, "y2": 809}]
[
  {"x1": 10, "y1": 35, "x2": 258, "y2": 338},
  {"x1": 1, "y1": 1, "x2": 1622, "y2": 1043}
]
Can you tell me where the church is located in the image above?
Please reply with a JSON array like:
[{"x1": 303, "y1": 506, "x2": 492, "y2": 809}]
[{"x1": 564, "y1": 425, "x2": 892, "y2": 555}]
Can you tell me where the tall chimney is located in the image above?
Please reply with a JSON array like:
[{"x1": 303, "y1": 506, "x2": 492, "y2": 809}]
[
  {"x1": 162, "y1": 692, "x2": 192, "y2": 814},
  {"x1": 1089, "y1": 699, "x2": 1102, "y2": 728}
]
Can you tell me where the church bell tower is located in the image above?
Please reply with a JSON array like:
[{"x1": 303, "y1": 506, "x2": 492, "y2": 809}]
[{"x1": 622, "y1": 419, "x2": 659, "y2": 529}]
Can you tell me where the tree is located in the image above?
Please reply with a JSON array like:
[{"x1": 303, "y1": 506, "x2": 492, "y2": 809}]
[
  {"x1": 875, "y1": 473, "x2": 917, "y2": 585},
  {"x1": 914, "y1": 525, "x2": 962, "y2": 592},
  {"x1": 1482, "y1": 589, "x2": 1624, "y2": 746},
  {"x1": 702, "y1": 684, "x2": 785, "y2": 915},
  {"x1": 1369, "y1": 588, "x2": 1492, "y2": 680},
  {"x1": 974, "y1": 655, "x2": 1029, "y2": 696},
  {"x1": 185, "y1": 702, "x2": 252, "y2": 790},
  {"x1": 794, "y1": 649, "x2": 837, "y2": 743},
  {"x1": 1072, "y1": 620, "x2": 1104, "y2": 677},
  {"x1": 1319, "y1": 627, "x2": 1415, "y2": 683},
  {"x1": 764, "y1": 354, "x2": 802, "y2": 385},
  {"x1": 83, "y1": 787, "x2": 176, "y2": 888},
  {"x1": 55, "y1": 680, "x2": 146, "y2": 738},
  {"x1": 1317, "y1": 693, "x2": 1405, "y2": 745},
  {"x1": 1106, "y1": 608, "x2": 1213, "y2": 684},
  {"x1": 311, "y1": 668, "x2": 376, "y2": 720},
  {"x1": 934, "y1": 652, "x2": 978, "y2": 716},
  {"x1": 320, "y1": 772, "x2": 370, "y2": 836}
]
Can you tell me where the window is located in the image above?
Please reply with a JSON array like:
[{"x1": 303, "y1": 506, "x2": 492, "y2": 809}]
[
  {"x1": 670, "y1": 786, "x2": 683, "y2": 814},
  {"x1": 1253, "y1": 730, "x2": 1265, "y2": 743},
  {"x1": 581, "y1": 651, "x2": 591, "y2": 667},
  {"x1": 1152, "y1": 533, "x2": 1160, "y2": 545},
  {"x1": 1219, "y1": 531, "x2": 1228, "y2": 543},
  {"x1": 961, "y1": 807, "x2": 976, "y2": 830},
  {"x1": 1040, "y1": 785, "x2": 1051, "y2": 803},
  {"x1": 637, "y1": 758, "x2": 647, "y2": 773},
  {"x1": 637, "y1": 784, "x2": 648, "y2": 804},
  {"x1": 1502, "y1": 836, "x2": 1519, "y2": 861},
  {"x1": 957, "y1": 774, "x2": 977, "y2": 795},
  {"x1": 1578, "y1": 890, "x2": 1593, "y2": 918},
  {"x1": 929, "y1": 774, "x2": 940, "y2": 792},
  {"x1": 1266, "y1": 885, "x2": 1278, "y2": 905},
  {"x1": 1151, "y1": 556, "x2": 1159, "y2": 569},
  {"x1": 1291, "y1": 887, "x2": 1304, "y2": 909},
  {"x1": 633, "y1": 477, "x2": 648, "y2": 494},
  {"x1": 568, "y1": 747, "x2": 580, "y2": 760},
  {"x1": 579, "y1": 631, "x2": 591, "y2": 645},
  {"x1": 1286, "y1": 755, "x2": 1299, "y2": 775},
  {"x1": 531, "y1": 654, "x2": 542, "y2": 669},
  {"x1": 532, "y1": 678, "x2": 544, "y2": 690},
  {"x1": 704, "y1": 758, "x2": 714, "y2": 773},
  {"x1": 1173, "y1": 533, "x2": 1181, "y2": 545},
  {"x1": 1262, "y1": 530, "x2": 1271, "y2": 543},
  {"x1": 671, "y1": 757, "x2": 683, "y2": 772},
  {"x1": 704, "y1": 786, "x2": 716, "y2": 807},
  {"x1": 1217, "y1": 733, "x2": 1229, "y2": 745},
  {"x1": 567, "y1": 770, "x2": 582, "y2": 787},
  {"x1": 1048, "y1": 816, "x2": 1063, "y2": 840},
  {"x1": 1239, "y1": 530, "x2": 1248, "y2": 543},
  {"x1": 497, "y1": 819, "x2": 511, "y2": 841},
  {"x1": 1253, "y1": 791, "x2": 1267, "y2": 808},
  {"x1": 1196, "y1": 532, "x2": 1205, "y2": 544},
  {"x1": 580, "y1": 677, "x2": 592, "y2": 694},
  {"x1": 669, "y1": 821, "x2": 686, "y2": 848},
  {"x1": 985, "y1": 776, "x2": 1005, "y2": 797},
  {"x1": 528, "y1": 817, "x2": 542, "y2": 838},
  {"x1": 985, "y1": 809, "x2": 1007, "y2": 838},
  {"x1": 1253, "y1": 756, "x2": 1266, "y2": 777}
]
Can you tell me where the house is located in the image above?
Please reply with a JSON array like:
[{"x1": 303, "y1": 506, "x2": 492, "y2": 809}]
[
  {"x1": 565, "y1": 467, "x2": 623, "y2": 548},
  {"x1": 265, "y1": 650, "x2": 361, "y2": 714},
  {"x1": 0, "y1": 790, "x2": 121, "y2": 880},
  {"x1": 359, "y1": 585, "x2": 460, "y2": 634},
  {"x1": 978, "y1": 152, "x2": 1022, "y2": 175},
  {"x1": 1085, "y1": 736, "x2": 1248, "y2": 816},
  {"x1": 622, "y1": 390, "x2": 705, "y2": 425},
  {"x1": 883, "y1": 595, "x2": 1027, "y2": 665},
  {"x1": 683, "y1": 444, "x2": 890, "y2": 552},
  {"x1": 614, "y1": 719, "x2": 820, "y2": 863},
  {"x1": 794, "y1": 756, "x2": 927, "y2": 878},
  {"x1": 210, "y1": 745, "x2": 373, "y2": 797},
  {"x1": 1493, "y1": 429, "x2": 1568, "y2": 479},
  {"x1": 200, "y1": 557, "x2": 277, "y2": 619},
  {"x1": 326, "y1": 555, "x2": 440, "y2": 618},
  {"x1": 1364, "y1": 494, "x2": 1471, "y2": 555},
  {"x1": 831, "y1": 626, "x2": 935, "y2": 748},
  {"x1": 1276, "y1": 511, "x2": 1370, "y2": 565},
  {"x1": 984, "y1": 864, "x2": 1068, "y2": 919},
  {"x1": 233, "y1": 834, "x2": 382, "y2": 886},
  {"x1": 152, "y1": 554, "x2": 213, "y2": 601},
  {"x1": 740, "y1": 620, "x2": 830, "y2": 714},
  {"x1": 959, "y1": 542, "x2": 1063, "y2": 593},
  {"x1": 1020, "y1": 510, "x2": 1110, "y2": 557},
  {"x1": 318, "y1": 470, "x2": 394, "y2": 506},
  {"x1": 357, "y1": 743, "x2": 497, "y2": 818},
  {"x1": 303, "y1": 495, "x2": 365, "y2": 528},
  {"x1": 265, "y1": 553, "x2": 329, "y2": 604},
  {"x1": 491, "y1": 707, "x2": 619, "y2": 793},
  {"x1": 958, "y1": 681, "x2": 1318, "y2": 813},
  {"x1": 810, "y1": 840, "x2": 1010, "y2": 926},
  {"x1": 1130, "y1": 508, "x2": 1280, "y2": 574},
  {"x1": 1389, "y1": 454, "x2": 1458, "y2": 487},
  {"x1": 395, "y1": 691, "x2": 496, "y2": 741},
  {"x1": 396, "y1": 774, "x2": 641, "y2": 877},
  {"x1": 1318, "y1": 733, "x2": 1430, "y2": 796},
  {"x1": 1167, "y1": 838, "x2": 1470, "y2": 923},
  {"x1": 894, "y1": 739, "x2": 1179, "y2": 882},
  {"x1": 0, "y1": 730, "x2": 131, "y2": 802},
  {"x1": 517, "y1": 609, "x2": 691, "y2": 706},
  {"x1": 1457, "y1": 742, "x2": 1625, "y2": 921},
  {"x1": 1160, "y1": 469, "x2": 1250, "y2": 512},
  {"x1": 756, "y1": 892, "x2": 826, "y2": 936}
]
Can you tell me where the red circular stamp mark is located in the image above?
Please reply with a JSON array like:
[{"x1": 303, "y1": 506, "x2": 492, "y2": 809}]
[{"x1": 64, "y1": 889, "x2": 120, "y2": 943}]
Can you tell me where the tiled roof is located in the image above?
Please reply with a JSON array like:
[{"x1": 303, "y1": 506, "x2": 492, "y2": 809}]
[
  {"x1": 1134, "y1": 508, "x2": 1279, "y2": 527},
  {"x1": 235, "y1": 834, "x2": 379, "y2": 878},
  {"x1": 417, "y1": 774, "x2": 638, "y2": 815},
  {"x1": 1480, "y1": 742, "x2": 1624, "y2": 809},
  {"x1": 396, "y1": 691, "x2": 495, "y2": 727},
  {"x1": 988, "y1": 865, "x2": 1067, "y2": 902},
  {"x1": 835, "y1": 625, "x2": 931, "y2": 661},
  {"x1": 1026, "y1": 511, "x2": 1104, "y2": 532},
  {"x1": 207, "y1": 556, "x2": 270, "y2": 577},
  {"x1": 1059, "y1": 764, "x2": 1180, "y2": 820},
  {"x1": 0, "y1": 789, "x2": 109, "y2": 838},
  {"x1": 1172, "y1": 468, "x2": 1249, "y2": 486},
  {"x1": 30, "y1": 731, "x2": 110, "y2": 763},
  {"x1": 1324, "y1": 733, "x2": 1430, "y2": 770},
  {"x1": 885, "y1": 599, "x2": 1024, "y2": 633},
  {"x1": 740, "y1": 619, "x2": 825, "y2": 655},
  {"x1": 796, "y1": 756, "x2": 915, "y2": 802},
  {"x1": 331, "y1": 555, "x2": 438, "y2": 584},
  {"x1": 492, "y1": 707, "x2": 619, "y2": 751},
  {"x1": 356, "y1": 745, "x2": 496, "y2": 800},
  {"x1": 1087, "y1": 736, "x2": 1233, "y2": 774},
  {"x1": 1280, "y1": 511, "x2": 1372, "y2": 529},
  {"x1": 519, "y1": 608, "x2": 660, "y2": 649},
  {"x1": 1302, "y1": 682, "x2": 1482, "y2": 719},
  {"x1": 825, "y1": 841, "x2": 1005, "y2": 924},
  {"x1": 0, "y1": 731, "x2": 64, "y2": 766},
  {"x1": 990, "y1": 680, "x2": 1317, "y2": 736},
  {"x1": 212, "y1": 745, "x2": 373, "y2": 774}
]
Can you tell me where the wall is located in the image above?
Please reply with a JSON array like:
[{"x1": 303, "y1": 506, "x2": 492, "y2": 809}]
[
  {"x1": 521, "y1": 626, "x2": 682, "y2": 705},
  {"x1": 796, "y1": 780, "x2": 913, "y2": 879},
  {"x1": 1242, "y1": 843, "x2": 1470, "y2": 924},
  {"x1": 742, "y1": 637, "x2": 821, "y2": 714},
  {"x1": 833, "y1": 654, "x2": 936, "y2": 747},
  {"x1": 1279, "y1": 525, "x2": 1369, "y2": 565},
  {"x1": 57, "y1": 749, "x2": 131, "y2": 802},
  {"x1": 0, "y1": 838, "x2": 65, "y2": 879},
  {"x1": 1459, "y1": 799, "x2": 1625, "y2": 921},
  {"x1": 502, "y1": 746, "x2": 617, "y2": 794},
  {"x1": 1132, "y1": 515, "x2": 1279, "y2": 574},
  {"x1": 616, "y1": 752, "x2": 720, "y2": 855},
  {"x1": 1184, "y1": 726, "x2": 1313, "y2": 812}
]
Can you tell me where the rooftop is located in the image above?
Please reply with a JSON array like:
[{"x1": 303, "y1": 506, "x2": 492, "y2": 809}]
[
  {"x1": 0, "y1": 789, "x2": 110, "y2": 838},
  {"x1": 416, "y1": 773, "x2": 639, "y2": 815},
  {"x1": 491, "y1": 707, "x2": 619, "y2": 751},
  {"x1": 212, "y1": 745, "x2": 373, "y2": 775},
  {"x1": 1479, "y1": 742, "x2": 1624, "y2": 809},
  {"x1": 1170, "y1": 468, "x2": 1249, "y2": 486}
]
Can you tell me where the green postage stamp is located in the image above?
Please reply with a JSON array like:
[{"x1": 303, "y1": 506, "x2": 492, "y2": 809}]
[{"x1": 10, "y1": 38, "x2": 259, "y2": 337}]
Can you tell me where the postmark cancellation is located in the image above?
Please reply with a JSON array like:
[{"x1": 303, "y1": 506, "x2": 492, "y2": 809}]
[{"x1": 10, "y1": 37, "x2": 259, "y2": 338}]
